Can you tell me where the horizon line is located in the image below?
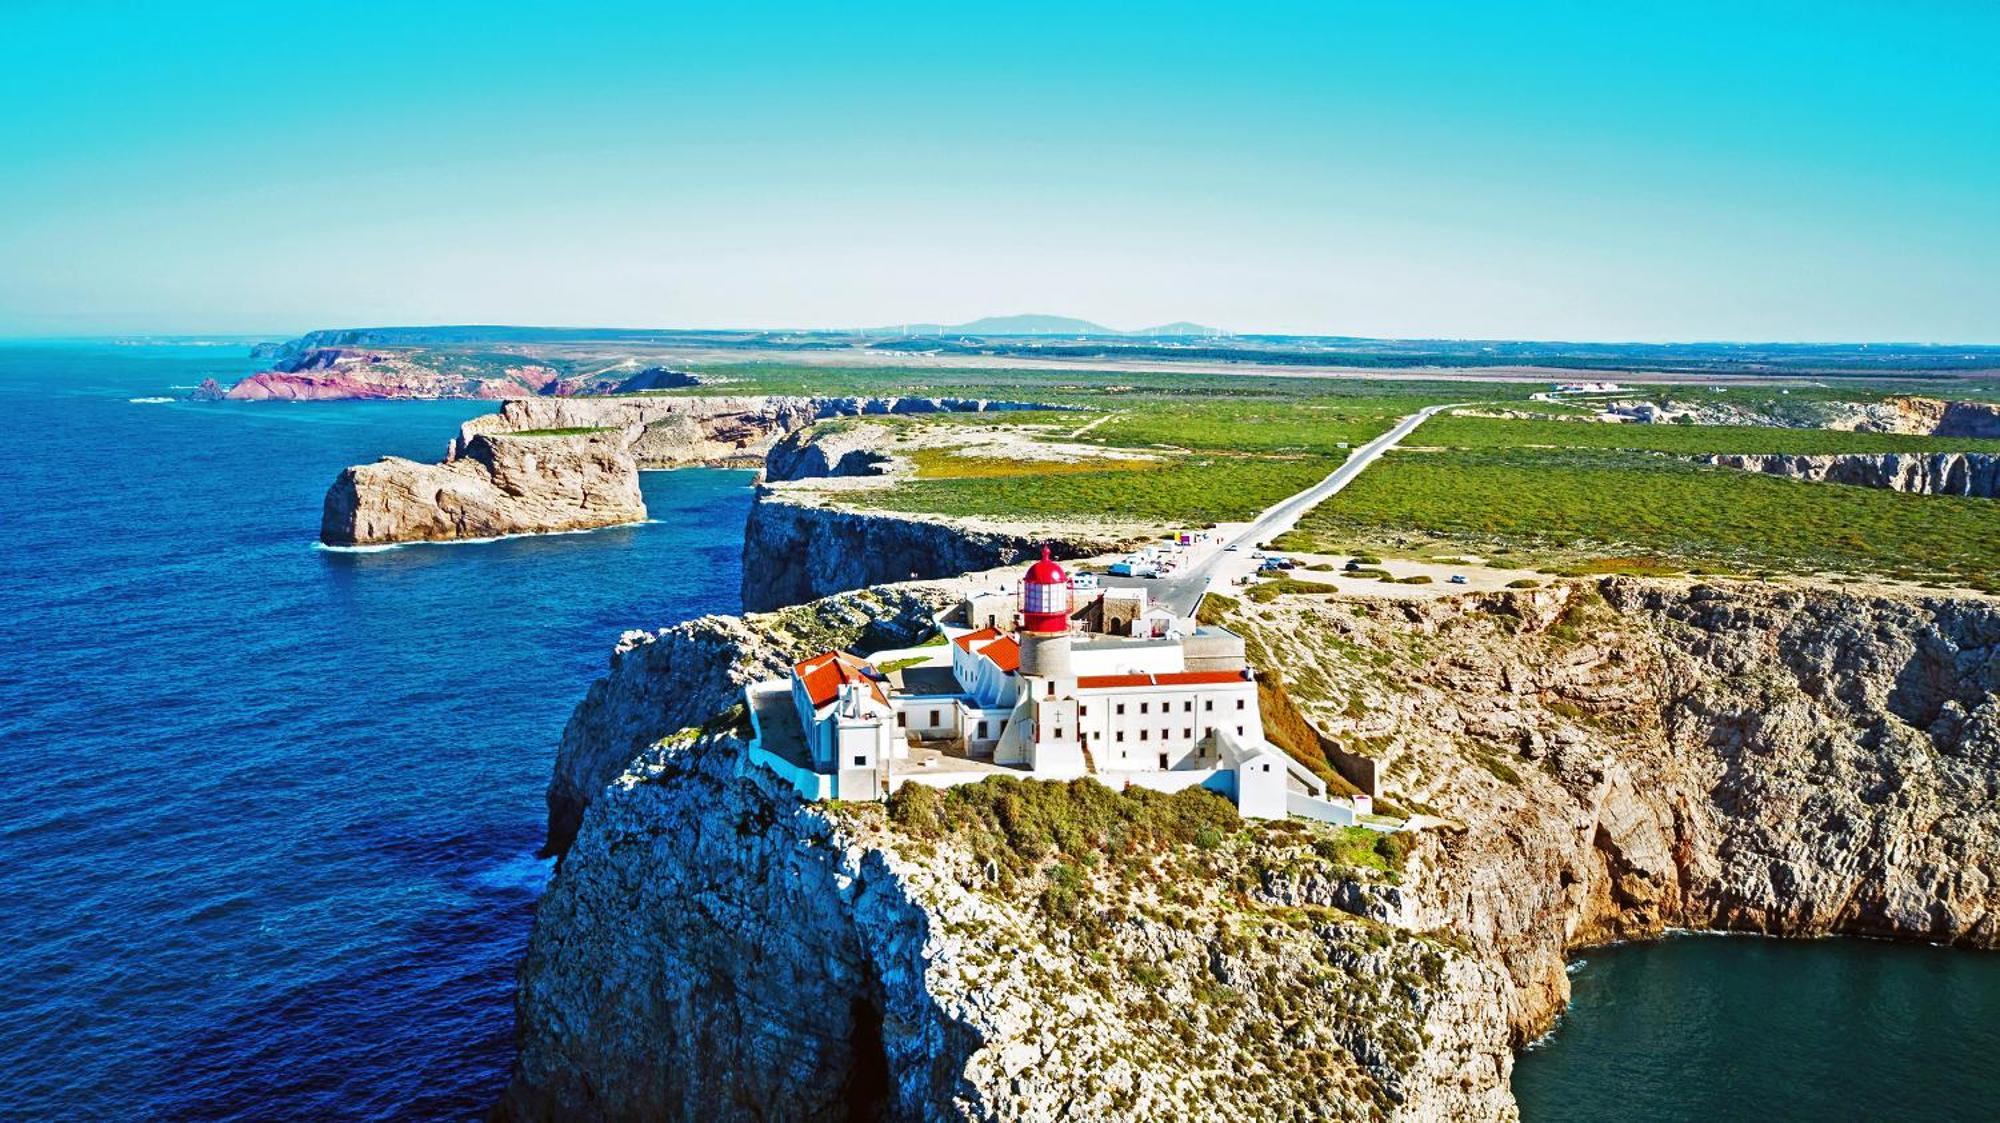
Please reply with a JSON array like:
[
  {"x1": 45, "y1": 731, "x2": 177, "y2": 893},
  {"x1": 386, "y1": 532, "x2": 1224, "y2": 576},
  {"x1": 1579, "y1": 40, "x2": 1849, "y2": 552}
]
[{"x1": 4, "y1": 323, "x2": 2000, "y2": 350}]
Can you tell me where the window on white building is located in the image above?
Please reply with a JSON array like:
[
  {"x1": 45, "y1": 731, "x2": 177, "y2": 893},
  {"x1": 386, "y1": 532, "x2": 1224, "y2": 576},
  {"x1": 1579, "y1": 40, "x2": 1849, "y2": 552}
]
[
  {"x1": 1183, "y1": 700, "x2": 1193, "y2": 713},
  {"x1": 1116, "y1": 731, "x2": 1125, "y2": 742},
  {"x1": 1140, "y1": 729, "x2": 1149, "y2": 741},
  {"x1": 897, "y1": 712, "x2": 906, "y2": 727},
  {"x1": 1204, "y1": 700, "x2": 1213, "y2": 712},
  {"x1": 1116, "y1": 703, "x2": 1126, "y2": 715},
  {"x1": 1158, "y1": 753, "x2": 1168, "y2": 769},
  {"x1": 976, "y1": 721, "x2": 988, "y2": 739},
  {"x1": 1140, "y1": 702, "x2": 1149, "y2": 714},
  {"x1": 854, "y1": 755, "x2": 868, "y2": 766},
  {"x1": 1236, "y1": 699, "x2": 1246, "y2": 710},
  {"x1": 931, "y1": 709, "x2": 942, "y2": 726}
]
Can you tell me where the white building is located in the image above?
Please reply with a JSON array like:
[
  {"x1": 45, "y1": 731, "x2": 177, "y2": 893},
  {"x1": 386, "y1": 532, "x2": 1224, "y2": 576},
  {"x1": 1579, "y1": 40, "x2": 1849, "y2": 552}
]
[{"x1": 742, "y1": 549, "x2": 1353, "y2": 822}]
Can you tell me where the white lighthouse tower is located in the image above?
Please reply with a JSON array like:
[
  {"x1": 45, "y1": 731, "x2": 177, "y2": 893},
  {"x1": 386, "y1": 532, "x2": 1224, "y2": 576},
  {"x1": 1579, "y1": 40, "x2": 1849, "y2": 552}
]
[{"x1": 997, "y1": 547, "x2": 1087, "y2": 777}]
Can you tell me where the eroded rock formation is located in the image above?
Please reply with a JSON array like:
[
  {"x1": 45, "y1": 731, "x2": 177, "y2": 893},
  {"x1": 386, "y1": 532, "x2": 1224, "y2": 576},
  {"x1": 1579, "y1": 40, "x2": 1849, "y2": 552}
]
[
  {"x1": 1700, "y1": 451, "x2": 2000, "y2": 497},
  {"x1": 321, "y1": 396, "x2": 1056, "y2": 547},
  {"x1": 319, "y1": 431, "x2": 644, "y2": 546},
  {"x1": 506, "y1": 575, "x2": 1999, "y2": 1121},
  {"x1": 738, "y1": 492, "x2": 1139, "y2": 612}
]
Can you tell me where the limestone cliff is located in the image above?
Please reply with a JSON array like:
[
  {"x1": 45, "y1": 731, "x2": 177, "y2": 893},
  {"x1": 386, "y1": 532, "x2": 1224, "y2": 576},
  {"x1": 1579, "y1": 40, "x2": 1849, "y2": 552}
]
[
  {"x1": 322, "y1": 395, "x2": 1055, "y2": 547},
  {"x1": 319, "y1": 432, "x2": 644, "y2": 546},
  {"x1": 1700, "y1": 450, "x2": 2000, "y2": 497},
  {"x1": 1215, "y1": 578, "x2": 2000, "y2": 1040},
  {"x1": 738, "y1": 492, "x2": 1139, "y2": 612},
  {"x1": 453, "y1": 395, "x2": 1055, "y2": 469},
  {"x1": 504, "y1": 739, "x2": 1512, "y2": 1123},
  {"x1": 543, "y1": 585, "x2": 957, "y2": 857},
  {"x1": 764, "y1": 421, "x2": 901, "y2": 480},
  {"x1": 507, "y1": 575, "x2": 1999, "y2": 1121}
]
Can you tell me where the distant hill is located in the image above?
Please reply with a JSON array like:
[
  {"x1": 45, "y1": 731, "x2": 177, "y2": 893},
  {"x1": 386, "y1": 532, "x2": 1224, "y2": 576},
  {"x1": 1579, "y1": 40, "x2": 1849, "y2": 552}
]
[{"x1": 862, "y1": 314, "x2": 1223, "y2": 337}]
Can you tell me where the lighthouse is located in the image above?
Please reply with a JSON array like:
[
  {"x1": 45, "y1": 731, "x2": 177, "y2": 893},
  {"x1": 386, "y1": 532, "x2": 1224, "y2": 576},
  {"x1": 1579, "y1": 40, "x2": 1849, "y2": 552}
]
[
  {"x1": 1009, "y1": 546, "x2": 1086, "y2": 777},
  {"x1": 1019, "y1": 546, "x2": 1073, "y2": 635}
]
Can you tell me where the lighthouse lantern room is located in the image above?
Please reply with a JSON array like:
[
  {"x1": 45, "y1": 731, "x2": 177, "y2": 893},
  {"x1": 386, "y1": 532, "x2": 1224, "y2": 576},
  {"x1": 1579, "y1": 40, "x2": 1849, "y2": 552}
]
[{"x1": 1019, "y1": 546, "x2": 1073, "y2": 634}]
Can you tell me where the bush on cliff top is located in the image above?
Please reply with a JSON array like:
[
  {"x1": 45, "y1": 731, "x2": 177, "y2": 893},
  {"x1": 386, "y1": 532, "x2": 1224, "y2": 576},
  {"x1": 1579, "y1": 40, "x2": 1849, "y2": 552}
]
[{"x1": 886, "y1": 777, "x2": 1238, "y2": 885}]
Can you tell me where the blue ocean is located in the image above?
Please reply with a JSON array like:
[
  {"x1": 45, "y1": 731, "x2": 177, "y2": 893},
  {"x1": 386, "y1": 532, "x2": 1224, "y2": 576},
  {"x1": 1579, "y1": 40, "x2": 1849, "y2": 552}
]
[{"x1": 0, "y1": 343, "x2": 750, "y2": 1118}]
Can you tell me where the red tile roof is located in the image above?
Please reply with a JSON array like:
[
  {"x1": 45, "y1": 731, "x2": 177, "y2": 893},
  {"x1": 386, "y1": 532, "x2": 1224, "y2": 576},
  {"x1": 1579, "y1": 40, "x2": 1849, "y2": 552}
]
[
  {"x1": 952, "y1": 626, "x2": 1001, "y2": 652},
  {"x1": 1075, "y1": 670, "x2": 1250, "y2": 690},
  {"x1": 981, "y1": 635, "x2": 1020, "y2": 673},
  {"x1": 793, "y1": 651, "x2": 888, "y2": 708},
  {"x1": 953, "y1": 627, "x2": 1020, "y2": 674}
]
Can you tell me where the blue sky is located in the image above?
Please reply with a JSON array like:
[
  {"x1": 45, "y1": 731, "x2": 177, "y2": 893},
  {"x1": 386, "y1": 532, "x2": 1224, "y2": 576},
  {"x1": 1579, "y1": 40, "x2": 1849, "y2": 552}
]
[{"x1": 1, "y1": 1, "x2": 1995, "y2": 341}]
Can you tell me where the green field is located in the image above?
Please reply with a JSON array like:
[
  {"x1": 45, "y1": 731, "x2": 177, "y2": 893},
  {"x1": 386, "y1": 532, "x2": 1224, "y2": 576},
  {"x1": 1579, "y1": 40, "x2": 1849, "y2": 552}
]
[
  {"x1": 1285, "y1": 447, "x2": 2000, "y2": 589},
  {"x1": 859, "y1": 453, "x2": 1341, "y2": 525}
]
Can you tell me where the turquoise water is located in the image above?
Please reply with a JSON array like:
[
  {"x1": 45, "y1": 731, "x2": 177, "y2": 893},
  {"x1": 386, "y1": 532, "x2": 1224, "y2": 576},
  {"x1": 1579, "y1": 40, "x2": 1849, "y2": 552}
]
[
  {"x1": 1513, "y1": 936, "x2": 2000, "y2": 1122},
  {"x1": 0, "y1": 343, "x2": 752, "y2": 1117}
]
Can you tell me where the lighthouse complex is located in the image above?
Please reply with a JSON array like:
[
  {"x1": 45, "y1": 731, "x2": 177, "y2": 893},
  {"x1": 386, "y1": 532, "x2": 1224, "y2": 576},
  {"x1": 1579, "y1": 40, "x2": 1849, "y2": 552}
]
[{"x1": 742, "y1": 549, "x2": 1382, "y2": 827}]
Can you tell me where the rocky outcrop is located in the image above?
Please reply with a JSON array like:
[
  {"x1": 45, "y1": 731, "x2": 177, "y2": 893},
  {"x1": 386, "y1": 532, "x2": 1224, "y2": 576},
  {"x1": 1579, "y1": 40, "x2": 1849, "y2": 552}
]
[
  {"x1": 543, "y1": 584, "x2": 956, "y2": 856},
  {"x1": 764, "y1": 422, "x2": 900, "y2": 481},
  {"x1": 739, "y1": 492, "x2": 1136, "y2": 612},
  {"x1": 453, "y1": 396, "x2": 1056, "y2": 468},
  {"x1": 1701, "y1": 451, "x2": 2000, "y2": 496},
  {"x1": 209, "y1": 342, "x2": 708, "y2": 401},
  {"x1": 505, "y1": 738, "x2": 1512, "y2": 1123},
  {"x1": 319, "y1": 431, "x2": 644, "y2": 546},
  {"x1": 1217, "y1": 578, "x2": 2000, "y2": 1041},
  {"x1": 506, "y1": 575, "x2": 1999, "y2": 1121},
  {"x1": 220, "y1": 348, "x2": 548, "y2": 400}
]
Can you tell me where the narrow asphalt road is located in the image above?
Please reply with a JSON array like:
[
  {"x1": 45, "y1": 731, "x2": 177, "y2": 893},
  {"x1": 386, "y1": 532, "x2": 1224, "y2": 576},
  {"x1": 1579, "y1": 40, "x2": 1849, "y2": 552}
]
[{"x1": 1104, "y1": 403, "x2": 1461, "y2": 616}]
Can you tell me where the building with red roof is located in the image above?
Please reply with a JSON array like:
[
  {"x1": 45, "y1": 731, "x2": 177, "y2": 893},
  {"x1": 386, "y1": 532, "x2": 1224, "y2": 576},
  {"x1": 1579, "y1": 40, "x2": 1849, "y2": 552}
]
[{"x1": 741, "y1": 548, "x2": 1345, "y2": 822}]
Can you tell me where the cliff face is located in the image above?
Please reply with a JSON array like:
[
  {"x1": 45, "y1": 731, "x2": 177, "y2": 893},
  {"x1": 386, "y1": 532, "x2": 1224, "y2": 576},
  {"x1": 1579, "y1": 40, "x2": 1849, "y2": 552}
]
[
  {"x1": 507, "y1": 575, "x2": 1999, "y2": 1121},
  {"x1": 454, "y1": 396, "x2": 1055, "y2": 468},
  {"x1": 505, "y1": 741, "x2": 1514, "y2": 1123},
  {"x1": 763, "y1": 421, "x2": 900, "y2": 481},
  {"x1": 543, "y1": 584, "x2": 957, "y2": 856},
  {"x1": 1216, "y1": 579, "x2": 2000, "y2": 1040},
  {"x1": 319, "y1": 432, "x2": 644, "y2": 546},
  {"x1": 1701, "y1": 451, "x2": 2000, "y2": 497},
  {"x1": 738, "y1": 493, "x2": 1137, "y2": 612}
]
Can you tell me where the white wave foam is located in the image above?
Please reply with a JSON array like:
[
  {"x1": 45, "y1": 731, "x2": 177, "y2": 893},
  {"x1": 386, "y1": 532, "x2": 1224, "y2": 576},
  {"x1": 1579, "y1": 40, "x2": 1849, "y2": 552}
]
[
  {"x1": 128, "y1": 396, "x2": 175, "y2": 404},
  {"x1": 471, "y1": 853, "x2": 555, "y2": 895}
]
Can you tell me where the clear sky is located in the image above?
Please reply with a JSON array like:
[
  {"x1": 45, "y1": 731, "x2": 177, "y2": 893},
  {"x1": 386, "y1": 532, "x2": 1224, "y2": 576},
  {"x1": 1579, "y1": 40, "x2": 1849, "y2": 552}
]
[{"x1": 2, "y1": 1, "x2": 1995, "y2": 341}]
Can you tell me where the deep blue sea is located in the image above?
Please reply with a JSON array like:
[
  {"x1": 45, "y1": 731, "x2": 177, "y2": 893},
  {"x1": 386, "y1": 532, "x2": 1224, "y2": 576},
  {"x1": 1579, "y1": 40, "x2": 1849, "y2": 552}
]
[{"x1": 0, "y1": 343, "x2": 751, "y2": 1118}]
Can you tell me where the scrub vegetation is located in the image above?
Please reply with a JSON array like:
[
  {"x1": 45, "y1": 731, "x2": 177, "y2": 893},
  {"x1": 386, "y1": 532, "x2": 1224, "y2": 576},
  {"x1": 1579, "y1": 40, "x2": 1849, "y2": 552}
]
[
  {"x1": 1286, "y1": 446, "x2": 2000, "y2": 591},
  {"x1": 859, "y1": 454, "x2": 1342, "y2": 524}
]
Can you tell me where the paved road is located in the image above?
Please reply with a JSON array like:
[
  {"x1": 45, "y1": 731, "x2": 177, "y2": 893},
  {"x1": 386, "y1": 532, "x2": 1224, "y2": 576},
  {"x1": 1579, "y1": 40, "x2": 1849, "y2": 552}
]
[{"x1": 1100, "y1": 403, "x2": 1461, "y2": 615}]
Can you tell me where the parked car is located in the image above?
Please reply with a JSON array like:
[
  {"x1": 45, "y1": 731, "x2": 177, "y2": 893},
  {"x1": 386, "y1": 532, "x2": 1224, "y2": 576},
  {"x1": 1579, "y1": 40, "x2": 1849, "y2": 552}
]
[
  {"x1": 1072, "y1": 572, "x2": 1100, "y2": 589},
  {"x1": 1448, "y1": 574, "x2": 1468, "y2": 585},
  {"x1": 1225, "y1": 543, "x2": 1240, "y2": 552}
]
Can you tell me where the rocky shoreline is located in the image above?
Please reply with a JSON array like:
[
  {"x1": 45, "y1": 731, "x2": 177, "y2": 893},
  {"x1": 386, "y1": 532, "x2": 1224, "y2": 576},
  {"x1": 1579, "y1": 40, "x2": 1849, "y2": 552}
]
[{"x1": 498, "y1": 573, "x2": 1999, "y2": 1120}]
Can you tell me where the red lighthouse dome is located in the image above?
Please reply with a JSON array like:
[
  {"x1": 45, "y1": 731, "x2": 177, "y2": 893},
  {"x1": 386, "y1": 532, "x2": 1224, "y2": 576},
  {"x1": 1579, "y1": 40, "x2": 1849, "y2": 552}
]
[{"x1": 1020, "y1": 546, "x2": 1072, "y2": 635}]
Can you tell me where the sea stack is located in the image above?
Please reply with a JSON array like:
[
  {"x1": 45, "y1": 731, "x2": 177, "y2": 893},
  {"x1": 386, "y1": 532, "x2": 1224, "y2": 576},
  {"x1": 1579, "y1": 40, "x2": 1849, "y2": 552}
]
[{"x1": 320, "y1": 431, "x2": 645, "y2": 547}]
